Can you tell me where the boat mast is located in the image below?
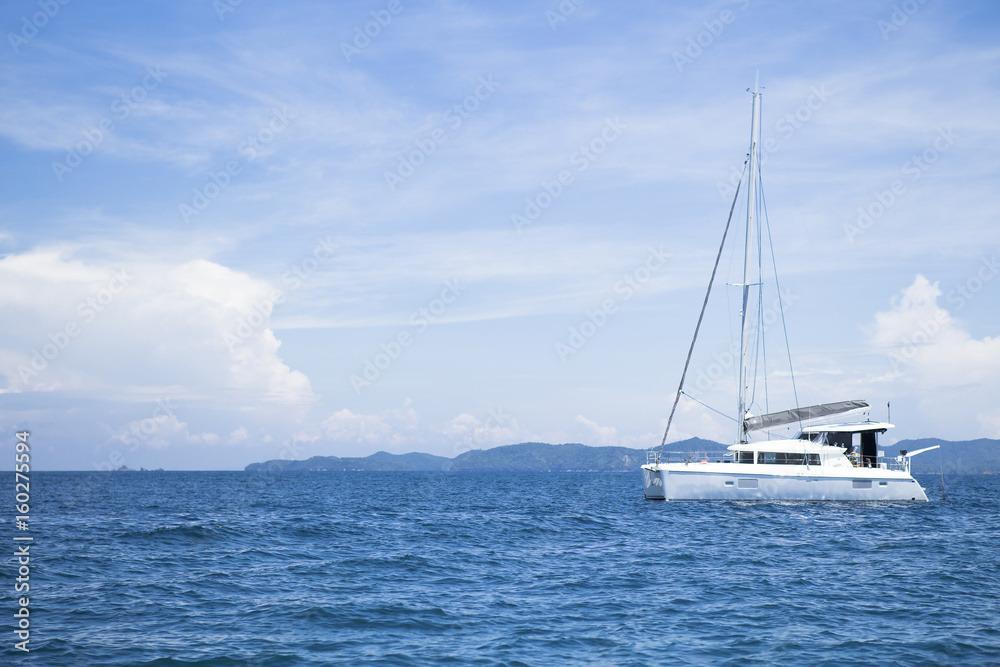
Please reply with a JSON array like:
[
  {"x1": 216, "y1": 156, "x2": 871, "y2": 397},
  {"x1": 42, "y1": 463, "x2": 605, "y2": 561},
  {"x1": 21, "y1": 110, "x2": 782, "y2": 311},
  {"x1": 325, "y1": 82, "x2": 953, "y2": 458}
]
[{"x1": 737, "y1": 85, "x2": 762, "y2": 443}]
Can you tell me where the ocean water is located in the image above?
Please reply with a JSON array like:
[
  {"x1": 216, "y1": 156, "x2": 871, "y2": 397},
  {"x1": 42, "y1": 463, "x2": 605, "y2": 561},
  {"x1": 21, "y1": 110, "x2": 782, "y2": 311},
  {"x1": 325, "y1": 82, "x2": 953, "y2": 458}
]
[{"x1": 9, "y1": 471, "x2": 1000, "y2": 665}]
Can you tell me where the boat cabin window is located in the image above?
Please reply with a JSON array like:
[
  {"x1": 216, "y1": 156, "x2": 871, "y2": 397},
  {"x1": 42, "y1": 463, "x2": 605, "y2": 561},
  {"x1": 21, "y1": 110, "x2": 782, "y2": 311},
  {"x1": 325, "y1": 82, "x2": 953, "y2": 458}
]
[
  {"x1": 795, "y1": 430, "x2": 885, "y2": 466},
  {"x1": 737, "y1": 451, "x2": 754, "y2": 464},
  {"x1": 826, "y1": 432, "x2": 853, "y2": 450},
  {"x1": 756, "y1": 452, "x2": 820, "y2": 465}
]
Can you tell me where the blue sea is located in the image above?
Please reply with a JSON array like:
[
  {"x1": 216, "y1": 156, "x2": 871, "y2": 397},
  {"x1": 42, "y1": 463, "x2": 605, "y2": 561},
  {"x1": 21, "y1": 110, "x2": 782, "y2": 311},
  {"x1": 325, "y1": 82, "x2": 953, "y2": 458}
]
[{"x1": 8, "y1": 471, "x2": 1000, "y2": 665}]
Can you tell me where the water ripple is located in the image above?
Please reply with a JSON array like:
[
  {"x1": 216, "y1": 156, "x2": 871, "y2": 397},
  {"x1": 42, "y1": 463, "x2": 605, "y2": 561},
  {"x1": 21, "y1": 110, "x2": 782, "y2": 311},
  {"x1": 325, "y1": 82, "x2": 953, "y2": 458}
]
[{"x1": 17, "y1": 471, "x2": 1000, "y2": 665}]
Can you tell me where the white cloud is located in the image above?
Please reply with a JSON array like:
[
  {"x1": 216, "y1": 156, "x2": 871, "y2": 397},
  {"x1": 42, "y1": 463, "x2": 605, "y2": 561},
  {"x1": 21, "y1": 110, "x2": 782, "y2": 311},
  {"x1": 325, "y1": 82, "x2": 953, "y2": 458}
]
[
  {"x1": 872, "y1": 275, "x2": 1000, "y2": 386},
  {"x1": 978, "y1": 411, "x2": 1000, "y2": 439},
  {"x1": 868, "y1": 275, "x2": 1000, "y2": 437},
  {"x1": 442, "y1": 413, "x2": 480, "y2": 437},
  {"x1": 0, "y1": 248, "x2": 314, "y2": 407},
  {"x1": 189, "y1": 432, "x2": 220, "y2": 445},
  {"x1": 574, "y1": 414, "x2": 618, "y2": 445},
  {"x1": 320, "y1": 398, "x2": 419, "y2": 447},
  {"x1": 317, "y1": 401, "x2": 530, "y2": 456},
  {"x1": 228, "y1": 426, "x2": 249, "y2": 444},
  {"x1": 111, "y1": 413, "x2": 188, "y2": 451},
  {"x1": 442, "y1": 409, "x2": 521, "y2": 454}
]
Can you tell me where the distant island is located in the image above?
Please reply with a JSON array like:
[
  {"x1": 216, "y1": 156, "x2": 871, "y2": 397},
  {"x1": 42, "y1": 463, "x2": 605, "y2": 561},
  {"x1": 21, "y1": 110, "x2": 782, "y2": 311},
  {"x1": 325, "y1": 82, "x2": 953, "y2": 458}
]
[
  {"x1": 894, "y1": 437, "x2": 1000, "y2": 474},
  {"x1": 245, "y1": 437, "x2": 999, "y2": 474}
]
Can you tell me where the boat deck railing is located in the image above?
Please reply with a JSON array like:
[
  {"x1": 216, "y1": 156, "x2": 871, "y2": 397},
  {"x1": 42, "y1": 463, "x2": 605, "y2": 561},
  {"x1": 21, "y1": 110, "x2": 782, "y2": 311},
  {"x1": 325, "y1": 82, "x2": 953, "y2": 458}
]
[
  {"x1": 646, "y1": 451, "x2": 732, "y2": 466},
  {"x1": 647, "y1": 449, "x2": 913, "y2": 472},
  {"x1": 854, "y1": 454, "x2": 911, "y2": 472}
]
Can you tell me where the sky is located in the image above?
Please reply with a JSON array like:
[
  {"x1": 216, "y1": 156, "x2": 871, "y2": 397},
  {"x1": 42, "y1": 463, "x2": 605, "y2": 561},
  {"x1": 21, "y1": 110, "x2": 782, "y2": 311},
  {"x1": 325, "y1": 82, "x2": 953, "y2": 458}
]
[{"x1": 1, "y1": 0, "x2": 998, "y2": 470}]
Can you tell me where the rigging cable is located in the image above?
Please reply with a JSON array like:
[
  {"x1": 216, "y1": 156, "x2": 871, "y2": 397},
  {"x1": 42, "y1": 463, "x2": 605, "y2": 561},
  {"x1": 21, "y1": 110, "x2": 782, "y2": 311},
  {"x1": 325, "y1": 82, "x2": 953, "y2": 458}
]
[
  {"x1": 755, "y1": 152, "x2": 769, "y2": 437},
  {"x1": 679, "y1": 390, "x2": 737, "y2": 423},
  {"x1": 760, "y1": 285, "x2": 770, "y2": 438},
  {"x1": 759, "y1": 169, "x2": 801, "y2": 429},
  {"x1": 658, "y1": 162, "x2": 747, "y2": 457},
  {"x1": 940, "y1": 442, "x2": 947, "y2": 501}
]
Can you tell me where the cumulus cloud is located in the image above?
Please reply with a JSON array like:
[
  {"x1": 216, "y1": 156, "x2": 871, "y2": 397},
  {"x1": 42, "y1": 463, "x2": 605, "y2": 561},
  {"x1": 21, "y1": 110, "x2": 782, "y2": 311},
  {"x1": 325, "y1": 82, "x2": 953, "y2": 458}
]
[
  {"x1": 189, "y1": 432, "x2": 221, "y2": 445},
  {"x1": 320, "y1": 398, "x2": 419, "y2": 446},
  {"x1": 0, "y1": 247, "x2": 314, "y2": 406},
  {"x1": 321, "y1": 409, "x2": 393, "y2": 443},
  {"x1": 443, "y1": 408, "x2": 521, "y2": 454},
  {"x1": 869, "y1": 274, "x2": 1000, "y2": 437},
  {"x1": 442, "y1": 413, "x2": 480, "y2": 437},
  {"x1": 112, "y1": 413, "x2": 187, "y2": 451},
  {"x1": 575, "y1": 414, "x2": 619, "y2": 445},
  {"x1": 228, "y1": 426, "x2": 249, "y2": 444},
  {"x1": 871, "y1": 274, "x2": 1000, "y2": 386},
  {"x1": 109, "y1": 411, "x2": 223, "y2": 451}
]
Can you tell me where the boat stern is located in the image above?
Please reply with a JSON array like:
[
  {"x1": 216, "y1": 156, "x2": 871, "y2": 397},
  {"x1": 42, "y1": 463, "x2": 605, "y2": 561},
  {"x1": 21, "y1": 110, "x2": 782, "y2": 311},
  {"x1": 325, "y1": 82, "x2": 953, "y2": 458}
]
[{"x1": 641, "y1": 464, "x2": 664, "y2": 499}]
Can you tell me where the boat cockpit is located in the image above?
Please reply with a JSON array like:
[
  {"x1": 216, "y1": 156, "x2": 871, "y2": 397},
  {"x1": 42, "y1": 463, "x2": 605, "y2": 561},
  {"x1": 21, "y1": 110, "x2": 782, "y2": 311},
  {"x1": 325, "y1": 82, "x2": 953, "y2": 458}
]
[{"x1": 796, "y1": 422, "x2": 893, "y2": 468}]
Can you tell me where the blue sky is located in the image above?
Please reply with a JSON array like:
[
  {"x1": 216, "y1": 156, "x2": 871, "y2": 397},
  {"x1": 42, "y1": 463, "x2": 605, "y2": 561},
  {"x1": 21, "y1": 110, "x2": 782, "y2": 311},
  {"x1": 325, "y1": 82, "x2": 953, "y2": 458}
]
[{"x1": 1, "y1": 0, "x2": 998, "y2": 470}]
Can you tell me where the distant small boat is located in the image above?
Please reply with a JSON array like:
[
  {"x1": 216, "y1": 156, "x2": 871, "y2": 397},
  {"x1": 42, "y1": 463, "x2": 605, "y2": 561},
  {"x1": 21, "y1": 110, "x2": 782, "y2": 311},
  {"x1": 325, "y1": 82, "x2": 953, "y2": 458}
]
[{"x1": 642, "y1": 85, "x2": 937, "y2": 501}]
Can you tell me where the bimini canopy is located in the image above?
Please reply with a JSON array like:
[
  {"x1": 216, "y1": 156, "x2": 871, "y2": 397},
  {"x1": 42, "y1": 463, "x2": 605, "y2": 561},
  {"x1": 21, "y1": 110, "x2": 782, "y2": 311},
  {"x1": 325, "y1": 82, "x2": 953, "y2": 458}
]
[
  {"x1": 800, "y1": 422, "x2": 894, "y2": 434},
  {"x1": 743, "y1": 399, "x2": 869, "y2": 433}
]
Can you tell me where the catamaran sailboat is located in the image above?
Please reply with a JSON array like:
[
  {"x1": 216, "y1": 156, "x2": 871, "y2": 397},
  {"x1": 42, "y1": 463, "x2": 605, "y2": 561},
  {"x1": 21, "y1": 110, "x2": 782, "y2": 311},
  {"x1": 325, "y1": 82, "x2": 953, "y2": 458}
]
[{"x1": 642, "y1": 86, "x2": 937, "y2": 501}]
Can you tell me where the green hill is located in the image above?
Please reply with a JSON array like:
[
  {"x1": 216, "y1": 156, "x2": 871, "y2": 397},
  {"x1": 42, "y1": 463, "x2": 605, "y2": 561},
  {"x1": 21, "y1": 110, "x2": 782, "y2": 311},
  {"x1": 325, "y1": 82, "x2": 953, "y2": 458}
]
[
  {"x1": 896, "y1": 438, "x2": 1000, "y2": 474},
  {"x1": 448, "y1": 443, "x2": 640, "y2": 471},
  {"x1": 244, "y1": 437, "x2": 724, "y2": 472},
  {"x1": 244, "y1": 451, "x2": 452, "y2": 472}
]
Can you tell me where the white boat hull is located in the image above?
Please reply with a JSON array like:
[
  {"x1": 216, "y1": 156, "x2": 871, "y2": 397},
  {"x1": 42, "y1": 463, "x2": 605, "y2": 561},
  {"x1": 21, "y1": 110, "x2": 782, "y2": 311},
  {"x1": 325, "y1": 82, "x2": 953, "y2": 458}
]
[
  {"x1": 643, "y1": 464, "x2": 929, "y2": 501},
  {"x1": 642, "y1": 466, "x2": 664, "y2": 499}
]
